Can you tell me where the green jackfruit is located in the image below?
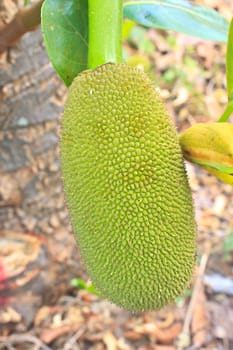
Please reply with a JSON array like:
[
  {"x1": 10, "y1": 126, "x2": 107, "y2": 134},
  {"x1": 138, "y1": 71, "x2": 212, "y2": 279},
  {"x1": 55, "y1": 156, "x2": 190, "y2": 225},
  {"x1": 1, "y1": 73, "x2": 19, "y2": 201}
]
[{"x1": 61, "y1": 63, "x2": 196, "y2": 311}]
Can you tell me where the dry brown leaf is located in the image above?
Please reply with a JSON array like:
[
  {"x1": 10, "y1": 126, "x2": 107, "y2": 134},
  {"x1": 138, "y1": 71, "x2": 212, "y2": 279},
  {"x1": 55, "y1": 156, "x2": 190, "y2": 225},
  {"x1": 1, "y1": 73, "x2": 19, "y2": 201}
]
[
  {"x1": 123, "y1": 330, "x2": 144, "y2": 340},
  {"x1": 124, "y1": 321, "x2": 181, "y2": 345},
  {"x1": 40, "y1": 323, "x2": 83, "y2": 344},
  {"x1": 137, "y1": 346, "x2": 152, "y2": 350},
  {"x1": 34, "y1": 306, "x2": 51, "y2": 327},
  {"x1": 79, "y1": 290, "x2": 98, "y2": 303},
  {"x1": 211, "y1": 195, "x2": 227, "y2": 216},
  {"x1": 117, "y1": 337, "x2": 130, "y2": 350},
  {"x1": 103, "y1": 332, "x2": 117, "y2": 350},
  {"x1": 0, "y1": 306, "x2": 21, "y2": 324},
  {"x1": 173, "y1": 87, "x2": 189, "y2": 107},
  {"x1": 0, "y1": 174, "x2": 22, "y2": 206},
  {"x1": 66, "y1": 306, "x2": 84, "y2": 325},
  {"x1": 84, "y1": 332, "x2": 106, "y2": 342},
  {"x1": 155, "y1": 312, "x2": 175, "y2": 329},
  {"x1": 34, "y1": 306, "x2": 62, "y2": 327},
  {"x1": 152, "y1": 323, "x2": 182, "y2": 345},
  {"x1": 155, "y1": 346, "x2": 176, "y2": 350},
  {"x1": 0, "y1": 231, "x2": 43, "y2": 279}
]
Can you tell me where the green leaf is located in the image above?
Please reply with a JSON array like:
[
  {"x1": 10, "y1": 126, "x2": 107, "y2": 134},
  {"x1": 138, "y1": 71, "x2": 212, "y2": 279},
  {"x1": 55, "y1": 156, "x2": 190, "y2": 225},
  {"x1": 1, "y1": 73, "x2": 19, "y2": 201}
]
[
  {"x1": 187, "y1": 156, "x2": 233, "y2": 175},
  {"x1": 41, "y1": 0, "x2": 88, "y2": 86},
  {"x1": 123, "y1": 0, "x2": 229, "y2": 42},
  {"x1": 218, "y1": 100, "x2": 233, "y2": 122},
  {"x1": 122, "y1": 19, "x2": 136, "y2": 40},
  {"x1": 70, "y1": 278, "x2": 86, "y2": 289},
  {"x1": 70, "y1": 278, "x2": 100, "y2": 296},
  {"x1": 203, "y1": 163, "x2": 233, "y2": 175},
  {"x1": 226, "y1": 18, "x2": 233, "y2": 101}
]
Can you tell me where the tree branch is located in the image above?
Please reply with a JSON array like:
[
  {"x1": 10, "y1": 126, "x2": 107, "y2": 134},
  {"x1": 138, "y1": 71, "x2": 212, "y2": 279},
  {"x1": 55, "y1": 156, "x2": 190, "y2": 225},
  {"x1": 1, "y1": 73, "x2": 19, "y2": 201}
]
[{"x1": 0, "y1": 0, "x2": 43, "y2": 54}]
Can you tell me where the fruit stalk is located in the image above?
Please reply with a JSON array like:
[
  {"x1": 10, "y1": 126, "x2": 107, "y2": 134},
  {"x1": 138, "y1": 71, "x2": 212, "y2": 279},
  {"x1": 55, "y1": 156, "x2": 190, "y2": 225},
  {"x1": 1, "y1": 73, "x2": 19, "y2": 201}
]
[{"x1": 88, "y1": 0, "x2": 123, "y2": 69}]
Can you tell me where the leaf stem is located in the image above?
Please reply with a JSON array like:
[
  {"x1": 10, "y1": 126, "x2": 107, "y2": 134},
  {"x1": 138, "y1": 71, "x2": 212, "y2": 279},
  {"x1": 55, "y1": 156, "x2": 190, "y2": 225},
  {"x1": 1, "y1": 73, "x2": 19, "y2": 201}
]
[
  {"x1": 88, "y1": 0, "x2": 123, "y2": 69},
  {"x1": 226, "y1": 18, "x2": 233, "y2": 101},
  {"x1": 218, "y1": 100, "x2": 233, "y2": 122}
]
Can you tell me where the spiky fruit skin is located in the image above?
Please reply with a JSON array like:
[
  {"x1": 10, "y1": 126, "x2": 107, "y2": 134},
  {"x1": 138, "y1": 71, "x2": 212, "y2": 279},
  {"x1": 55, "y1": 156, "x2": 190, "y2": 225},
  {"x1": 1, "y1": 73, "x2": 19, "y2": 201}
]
[{"x1": 61, "y1": 63, "x2": 196, "y2": 311}]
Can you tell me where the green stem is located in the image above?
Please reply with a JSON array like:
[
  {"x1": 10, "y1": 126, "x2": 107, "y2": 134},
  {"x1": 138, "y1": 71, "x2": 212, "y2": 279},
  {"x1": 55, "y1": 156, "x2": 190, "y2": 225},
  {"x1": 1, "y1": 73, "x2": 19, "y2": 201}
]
[
  {"x1": 226, "y1": 18, "x2": 233, "y2": 101},
  {"x1": 218, "y1": 100, "x2": 233, "y2": 122},
  {"x1": 88, "y1": 0, "x2": 123, "y2": 69}
]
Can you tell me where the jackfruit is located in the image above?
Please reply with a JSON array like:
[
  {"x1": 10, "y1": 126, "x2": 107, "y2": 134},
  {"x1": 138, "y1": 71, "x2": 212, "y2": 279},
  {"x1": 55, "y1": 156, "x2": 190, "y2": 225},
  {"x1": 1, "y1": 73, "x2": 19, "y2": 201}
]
[{"x1": 61, "y1": 63, "x2": 196, "y2": 311}]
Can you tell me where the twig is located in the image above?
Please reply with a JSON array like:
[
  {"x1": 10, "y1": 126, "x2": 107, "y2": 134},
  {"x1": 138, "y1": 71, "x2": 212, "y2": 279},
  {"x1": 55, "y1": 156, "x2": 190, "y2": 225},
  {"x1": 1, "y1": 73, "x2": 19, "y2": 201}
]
[
  {"x1": 0, "y1": 341, "x2": 16, "y2": 350},
  {"x1": 63, "y1": 326, "x2": 86, "y2": 350},
  {"x1": 0, "y1": 0, "x2": 43, "y2": 54},
  {"x1": 0, "y1": 334, "x2": 52, "y2": 350},
  {"x1": 33, "y1": 340, "x2": 41, "y2": 350},
  {"x1": 177, "y1": 247, "x2": 210, "y2": 350}
]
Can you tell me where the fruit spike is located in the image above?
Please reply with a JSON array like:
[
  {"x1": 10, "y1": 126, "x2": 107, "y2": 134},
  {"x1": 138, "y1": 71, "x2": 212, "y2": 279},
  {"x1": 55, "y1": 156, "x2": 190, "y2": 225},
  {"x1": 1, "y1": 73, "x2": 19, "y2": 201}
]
[{"x1": 61, "y1": 63, "x2": 196, "y2": 311}]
